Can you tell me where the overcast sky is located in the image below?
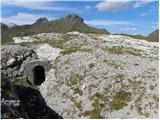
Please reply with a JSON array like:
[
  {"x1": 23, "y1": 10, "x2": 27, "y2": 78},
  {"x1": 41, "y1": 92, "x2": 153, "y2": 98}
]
[{"x1": 1, "y1": 0, "x2": 159, "y2": 35}]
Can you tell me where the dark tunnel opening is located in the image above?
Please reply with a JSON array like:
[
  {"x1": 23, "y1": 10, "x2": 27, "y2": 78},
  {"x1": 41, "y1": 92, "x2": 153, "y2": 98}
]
[{"x1": 33, "y1": 65, "x2": 45, "y2": 85}]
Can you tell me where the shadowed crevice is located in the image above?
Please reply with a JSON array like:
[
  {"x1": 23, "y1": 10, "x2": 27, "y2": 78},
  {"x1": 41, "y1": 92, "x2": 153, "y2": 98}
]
[
  {"x1": 33, "y1": 65, "x2": 45, "y2": 85},
  {"x1": 14, "y1": 85, "x2": 63, "y2": 119}
]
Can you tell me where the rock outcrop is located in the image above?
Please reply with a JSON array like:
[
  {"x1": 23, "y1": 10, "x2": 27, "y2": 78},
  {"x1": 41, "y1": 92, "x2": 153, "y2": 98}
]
[{"x1": 1, "y1": 32, "x2": 159, "y2": 119}]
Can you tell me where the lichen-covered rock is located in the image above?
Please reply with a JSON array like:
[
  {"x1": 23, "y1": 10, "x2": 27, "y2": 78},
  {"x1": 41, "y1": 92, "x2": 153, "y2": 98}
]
[
  {"x1": 36, "y1": 32, "x2": 158, "y2": 119},
  {"x1": 1, "y1": 32, "x2": 159, "y2": 119}
]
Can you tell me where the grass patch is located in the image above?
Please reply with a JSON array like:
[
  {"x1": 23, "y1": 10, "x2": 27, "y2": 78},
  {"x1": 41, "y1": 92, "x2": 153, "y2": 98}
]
[
  {"x1": 73, "y1": 88, "x2": 83, "y2": 96},
  {"x1": 69, "y1": 96, "x2": 83, "y2": 112},
  {"x1": 79, "y1": 48, "x2": 92, "y2": 52},
  {"x1": 83, "y1": 107, "x2": 103, "y2": 119},
  {"x1": 135, "y1": 97, "x2": 143, "y2": 115},
  {"x1": 12, "y1": 79, "x2": 25, "y2": 85},
  {"x1": 88, "y1": 84, "x2": 96, "y2": 94},
  {"x1": 110, "y1": 90, "x2": 131, "y2": 111},
  {"x1": 110, "y1": 101, "x2": 127, "y2": 110},
  {"x1": 114, "y1": 74, "x2": 125, "y2": 81},
  {"x1": 134, "y1": 97, "x2": 150, "y2": 117},
  {"x1": 17, "y1": 37, "x2": 71, "y2": 49},
  {"x1": 61, "y1": 47, "x2": 92, "y2": 55},
  {"x1": 75, "y1": 101, "x2": 83, "y2": 111},
  {"x1": 61, "y1": 47, "x2": 81, "y2": 55},
  {"x1": 103, "y1": 60, "x2": 121, "y2": 69},
  {"x1": 136, "y1": 106, "x2": 142, "y2": 114},
  {"x1": 1, "y1": 76, "x2": 16, "y2": 99},
  {"x1": 12, "y1": 79, "x2": 36, "y2": 89},
  {"x1": 114, "y1": 90, "x2": 131, "y2": 102},
  {"x1": 107, "y1": 46, "x2": 123, "y2": 54},
  {"x1": 128, "y1": 79, "x2": 142, "y2": 87},
  {"x1": 69, "y1": 74, "x2": 84, "y2": 85},
  {"x1": 125, "y1": 49, "x2": 141, "y2": 56},
  {"x1": 106, "y1": 46, "x2": 141, "y2": 56},
  {"x1": 2, "y1": 111, "x2": 19, "y2": 119},
  {"x1": 18, "y1": 42, "x2": 35, "y2": 46},
  {"x1": 83, "y1": 92, "x2": 108, "y2": 118},
  {"x1": 94, "y1": 92, "x2": 107, "y2": 101}
]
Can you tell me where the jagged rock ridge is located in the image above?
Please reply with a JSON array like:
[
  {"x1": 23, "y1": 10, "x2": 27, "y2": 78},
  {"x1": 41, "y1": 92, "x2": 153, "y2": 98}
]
[{"x1": 1, "y1": 14, "x2": 110, "y2": 44}]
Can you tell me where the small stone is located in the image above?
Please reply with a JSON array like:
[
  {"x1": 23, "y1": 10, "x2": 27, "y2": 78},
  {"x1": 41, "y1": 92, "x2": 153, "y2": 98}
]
[
  {"x1": 18, "y1": 55, "x2": 24, "y2": 61},
  {"x1": 7, "y1": 58, "x2": 16, "y2": 66},
  {"x1": 82, "y1": 83, "x2": 85, "y2": 90},
  {"x1": 62, "y1": 99, "x2": 66, "y2": 103}
]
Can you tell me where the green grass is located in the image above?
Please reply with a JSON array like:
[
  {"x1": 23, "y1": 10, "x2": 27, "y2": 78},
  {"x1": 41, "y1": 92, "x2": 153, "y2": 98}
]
[
  {"x1": 110, "y1": 101, "x2": 127, "y2": 110},
  {"x1": 114, "y1": 90, "x2": 131, "y2": 102},
  {"x1": 61, "y1": 47, "x2": 81, "y2": 55},
  {"x1": 128, "y1": 79, "x2": 142, "y2": 87},
  {"x1": 61, "y1": 47, "x2": 92, "y2": 55},
  {"x1": 134, "y1": 97, "x2": 150, "y2": 117},
  {"x1": 62, "y1": 34, "x2": 78, "y2": 41},
  {"x1": 103, "y1": 60, "x2": 121, "y2": 69},
  {"x1": 69, "y1": 96, "x2": 83, "y2": 112},
  {"x1": 106, "y1": 46, "x2": 141, "y2": 56},
  {"x1": 83, "y1": 107, "x2": 103, "y2": 119},
  {"x1": 12, "y1": 79, "x2": 36, "y2": 89},
  {"x1": 17, "y1": 39, "x2": 65, "y2": 48},
  {"x1": 83, "y1": 92, "x2": 108, "y2": 118},
  {"x1": 75, "y1": 101, "x2": 83, "y2": 111},
  {"x1": 94, "y1": 92, "x2": 107, "y2": 101},
  {"x1": 2, "y1": 111, "x2": 19, "y2": 119},
  {"x1": 83, "y1": 97, "x2": 104, "y2": 119},
  {"x1": 1, "y1": 15, "x2": 110, "y2": 46},
  {"x1": 79, "y1": 48, "x2": 92, "y2": 52},
  {"x1": 69, "y1": 74, "x2": 84, "y2": 85},
  {"x1": 125, "y1": 48, "x2": 141, "y2": 56},
  {"x1": 1, "y1": 76, "x2": 16, "y2": 99},
  {"x1": 114, "y1": 31, "x2": 159, "y2": 42},
  {"x1": 88, "y1": 84, "x2": 96, "y2": 94},
  {"x1": 114, "y1": 74, "x2": 125, "y2": 81},
  {"x1": 135, "y1": 97, "x2": 143, "y2": 115},
  {"x1": 13, "y1": 34, "x2": 74, "y2": 48},
  {"x1": 110, "y1": 90, "x2": 131, "y2": 111},
  {"x1": 73, "y1": 88, "x2": 83, "y2": 96},
  {"x1": 107, "y1": 46, "x2": 123, "y2": 54},
  {"x1": 136, "y1": 106, "x2": 142, "y2": 114}
]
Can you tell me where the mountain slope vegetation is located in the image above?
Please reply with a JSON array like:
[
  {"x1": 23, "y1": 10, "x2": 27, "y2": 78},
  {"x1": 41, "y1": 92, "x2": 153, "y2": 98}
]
[
  {"x1": 115, "y1": 29, "x2": 159, "y2": 42},
  {"x1": 1, "y1": 14, "x2": 110, "y2": 44}
]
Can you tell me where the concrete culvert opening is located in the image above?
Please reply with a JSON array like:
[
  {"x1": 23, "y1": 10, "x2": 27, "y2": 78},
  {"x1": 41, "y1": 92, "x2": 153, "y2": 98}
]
[{"x1": 33, "y1": 65, "x2": 45, "y2": 85}]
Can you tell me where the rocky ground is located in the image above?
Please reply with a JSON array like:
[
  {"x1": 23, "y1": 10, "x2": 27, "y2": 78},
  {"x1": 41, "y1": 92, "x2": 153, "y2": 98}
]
[{"x1": 1, "y1": 32, "x2": 159, "y2": 118}]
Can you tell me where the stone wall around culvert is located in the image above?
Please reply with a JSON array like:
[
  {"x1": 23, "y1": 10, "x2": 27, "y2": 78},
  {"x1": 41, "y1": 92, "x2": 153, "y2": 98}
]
[{"x1": 25, "y1": 60, "x2": 50, "y2": 85}]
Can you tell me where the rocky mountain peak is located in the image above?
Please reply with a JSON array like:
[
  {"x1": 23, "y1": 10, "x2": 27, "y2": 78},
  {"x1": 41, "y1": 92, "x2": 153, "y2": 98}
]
[
  {"x1": 35, "y1": 17, "x2": 49, "y2": 24},
  {"x1": 1, "y1": 22, "x2": 9, "y2": 29},
  {"x1": 1, "y1": 22, "x2": 17, "y2": 28},
  {"x1": 7, "y1": 23, "x2": 17, "y2": 28},
  {"x1": 62, "y1": 14, "x2": 84, "y2": 25}
]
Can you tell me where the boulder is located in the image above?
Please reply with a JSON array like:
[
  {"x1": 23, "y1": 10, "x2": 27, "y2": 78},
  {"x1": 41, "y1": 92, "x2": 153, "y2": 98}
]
[{"x1": 7, "y1": 58, "x2": 16, "y2": 67}]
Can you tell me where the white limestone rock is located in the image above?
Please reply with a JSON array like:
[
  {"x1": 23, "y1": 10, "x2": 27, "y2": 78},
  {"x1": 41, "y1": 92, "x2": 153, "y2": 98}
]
[
  {"x1": 35, "y1": 44, "x2": 62, "y2": 61},
  {"x1": 3, "y1": 31, "x2": 158, "y2": 119}
]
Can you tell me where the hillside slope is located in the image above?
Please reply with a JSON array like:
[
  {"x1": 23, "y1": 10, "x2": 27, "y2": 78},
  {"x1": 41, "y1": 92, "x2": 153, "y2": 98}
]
[
  {"x1": 115, "y1": 29, "x2": 159, "y2": 42},
  {"x1": 148, "y1": 29, "x2": 159, "y2": 42},
  {"x1": 1, "y1": 14, "x2": 110, "y2": 44}
]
